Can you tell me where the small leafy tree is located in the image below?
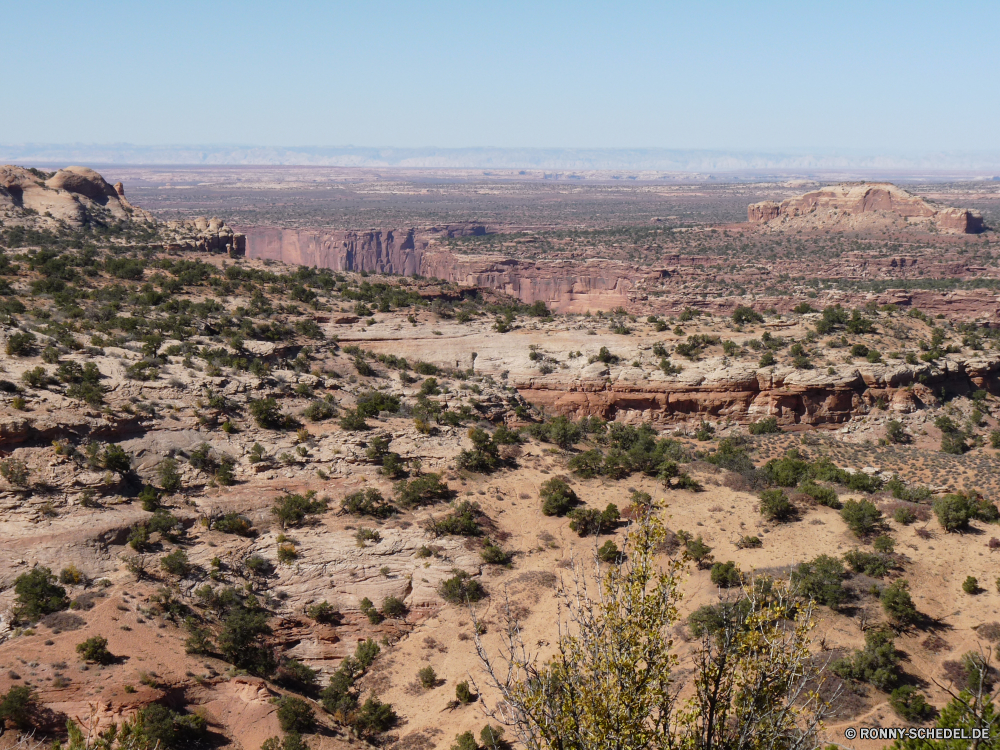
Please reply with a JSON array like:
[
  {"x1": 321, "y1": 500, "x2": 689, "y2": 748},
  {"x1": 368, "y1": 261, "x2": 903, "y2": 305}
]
[{"x1": 13, "y1": 565, "x2": 68, "y2": 622}]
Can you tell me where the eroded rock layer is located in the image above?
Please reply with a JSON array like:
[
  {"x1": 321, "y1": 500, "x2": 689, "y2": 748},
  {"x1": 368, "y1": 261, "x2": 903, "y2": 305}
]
[
  {"x1": 748, "y1": 182, "x2": 984, "y2": 233},
  {"x1": 515, "y1": 355, "x2": 1000, "y2": 426}
]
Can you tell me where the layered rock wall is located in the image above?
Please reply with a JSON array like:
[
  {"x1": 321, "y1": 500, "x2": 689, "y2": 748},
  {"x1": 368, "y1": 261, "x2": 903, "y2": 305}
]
[
  {"x1": 515, "y1": 355, "x2": 1000, "y2": 426},
  {"x1": 748, "y1": 182, "x2": 984, "y2": 233}
]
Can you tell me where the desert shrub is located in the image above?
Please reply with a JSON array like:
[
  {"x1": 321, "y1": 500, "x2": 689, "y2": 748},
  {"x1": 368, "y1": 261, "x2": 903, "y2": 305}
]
[
  {"x1": 272, "y1": 492, "x2": 327, "y2": 528},
  {"x1": 212, "y1": 512, "x2": 256, "y2": 537},
  {"x1": 736, "y1": 535, "x2": 762, "y2": 549},
  {"x1": 763, "y1": 453, "x2": 810, "y2": 487},
  {"x1": 963, "y1": 576, "x2": 980, "y2": 594},
  {"x1": 431, "y1": 500, "x2": 485, "y2": 537},
  {"x1": 381, "y1": 595, "x2": 407, "y2": 619},
  {"x1": 840, "y1": 498, "x2": 884, "y2": 537},
  {"x1": 797, "y1": 481, "x2": 841, "y2": 509},
  {"x1": 351, "y1": 695, "x2": 398, "y2": 737},
  {"x1": 396, "y1": 473, "x2": 451, "y2": 508},
  {"x1": 567, "y1": 503, "x2": 620, "y2": 537},
  {"x1": 276, "y1": 659, "x2": 319, "y2": 692},
  {"x1": 249, "y1": 397, "x2": 287, "y2": 429},
  {"x1": 791, "y1": 555, "x2": 846, "y2": 608},
  {"x1": 342, "y1": 488, "x2": 396, "y2": 518},
  {"x1": 456, "y1": 680, "x2": 475, "y2": 704},
  {"x1": 598, "y1": 540, "x2": 620, "y2": 563},
  {"x1": 873, "y1": 534, "x2": 895, "y2": 553},
  {"x1": 539, "y1": 477, "x2": 579, "y2": 516},
  {"x1": 440, "y1": 571, "x2": 486, "y2": 604},
  {"x1": 0, "y1": 458, "x2": 30, "y2": 487},
  {"x1": 710, "y1": 561, "x2": 741, "y2": 588},
  {"x1": 13, "y1": 566, "x2": 68, "y2": 622},
  {"x1": 886, "y1": 420, "x2": 909, "y2": 444},
  {"x1": 732, "y1": 305, "x2": 763, "y2": 324},
  {"x1": 680, "y1": 532, "x2": 714, "y2": 568},
  {"x1": 5, "y1": 331, "x2": 36, "y2": 356},
  {"x1": 456, "y1": 426, "x2": 502, "y2": 472},
  {"x1": 158, "y1": 457, "x2": 182, "y2": 493},
  {"x1": 452, "y1": 732, "x2": 478, "y2": 750},
  {"x1": 160, "y1": 550, "x2": 191, "y2": 577},
  {"x1": 881, "y1": 580, "x2": 919, "y2": 626},
  {"x1": 893, "y1": 506, "x2": 918, "y2": 525},
  {"x1": 0, "y1": 685, "x2": 39, "y2": 729},
  {"x1": 360, "y1": 597, "x2": 382, "y2": 624},
  {"x1": 418, "y1": 665, "x2": 438, "y2": 689},
  {"x1": 934, "y1": 493, "x2": 998, "y2": 532},
  {"x1": 481, "y1": 540, "x2": 513, "y2": 566},
  {"x1": 527, "y1": 415, "x2": 584, "y2": 450},
  {"x1": 139, "y1": 703, "x2": 209, "y2": 750},
  {"x1": 759, "y1": 489, "x2": 794, "y2": 521},
  {"x1": 277, "y1": 695, "x2": 316, "y2": 733},
  {"x1": 889, "y1": 685, "x2": 933, "y2": 721},
  {"x1": 303, "y1": 397, "x2": 336, "y2": 422},
  {"x1": 306, "y1": 601, "x2": 339, "y2": 623},
  {"x1": 748, "y1": 417, "x2": 781, "y2": 435},
  {"x1": 218, "y1": 604, "x2": 276, "y2": 677},
  {"x1": 59, "y1": 565, "x2": 86, "y2": 586},
  {"x1": 843, "y1": 549, "x2": 893, "y2": 578},
  {"x1": 76, "y1": 635, "x2": 114, "y2": 664},
  {"x1": 832, "y1": 628, "x2": 901, "y2": 691}
]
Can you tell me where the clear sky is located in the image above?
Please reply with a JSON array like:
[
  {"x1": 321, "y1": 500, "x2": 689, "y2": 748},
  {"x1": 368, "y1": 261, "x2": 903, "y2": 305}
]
[{"x1": 3, "y1": 0, "x2": 998, "y2": 151}]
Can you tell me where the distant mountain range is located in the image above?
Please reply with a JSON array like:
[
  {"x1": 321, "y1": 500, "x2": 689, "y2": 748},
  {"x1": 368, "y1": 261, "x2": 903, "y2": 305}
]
[{"x1": 3, "y1": 144, "x2": 1000, "y2": 174}]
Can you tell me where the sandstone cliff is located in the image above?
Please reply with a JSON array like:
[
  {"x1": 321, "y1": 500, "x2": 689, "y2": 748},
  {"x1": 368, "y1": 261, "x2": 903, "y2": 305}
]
[
  {"x1": 0, "y1": 165, "x2": 154, "y2": 228},
  {"x1": 0, "y1": 164, "x2": 246, "y2": 256},
  {"x1": 748, "y1": 182, "x2": 984, "y2": 234},
  {"x1": 515, "y1": 354, "x2": 1000, "y2": 426}
]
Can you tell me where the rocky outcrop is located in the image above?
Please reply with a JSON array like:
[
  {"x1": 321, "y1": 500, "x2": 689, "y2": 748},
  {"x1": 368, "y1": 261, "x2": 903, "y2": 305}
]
[
  {"x1": 0, "y1": 165, "x2": 154, "y2": 228},
  {"x1": 748, "y1": 183, "x2": 984, "y2": 234},
  {"x1": 163, "y1": 217, "x2": 246, "y2": 257},
  {"x1": 515, "y1": 354, "x2": 1000, "y2": 426}
]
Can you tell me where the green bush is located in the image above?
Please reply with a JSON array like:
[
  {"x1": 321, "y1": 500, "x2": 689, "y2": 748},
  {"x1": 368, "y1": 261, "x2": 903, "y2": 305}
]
[
  {"x1": 13, "y1": 566, "x2": 68, "y2": 622},
  {"x1": 456, "y1": 680, "x2": 475, "y2": 704},
  {"x1": 539, "y1": 477, "x2": 578, "y2": 516},
  {"x1": 212, "y1": 512, "x2": 256, "y2": 537},
  {"x1": 305, "y1": 601, "x2": 339, "y2": 624},
  {"x1": 963, "y1": 576, "x2": 980, "y2": 594},
  {"x1": 342, "y1": 488, "x2": 396, "y2": 518},
  {"x1": 797, "y1": 481, "x2": 841, "y2": 509},
  {"x1": 272, "y1": 492, "x2": 327, "y2": 528},
  {"x1": 139, "y1": 704, "x2": 209, "y2": 750},
  {"x1": 5, "y1": 330, "x2": 36, "y2": 356},
  {"x1": 76, "y1": 635, "x2": 115, "y2": 664},
  {"x1": 160, "y1": 550, "x2": 191, "y2": 577},
  {"x1": 218, "y1": 605, "x2": 276, "y2": 677},
  {"x1": 249, "y1": 397, "x2": 287, "y2": 429},
  {"x1": 934, "y1": 493, "x2": 998, "y2": 532},
  {"x1": 0, "y1": 685, "x2": 39, "y2": 729},
  {"x1": 843, "y1": 549, "x2": 893, "y2": 578},
  {"x1": 759, "y1": 489, "x2": 794, "y2": 521},
  {"x1": 440, "y1": 571, "x2": 487, "y2": 604},
  {"x1": 709, "y1": 561, "x2": 741, "y2": 588},
  {"x1": 732, "y1": 305, "x2": 763, "y2": 324},
  {"x1": 452, "y1": 731, "x2": 478, "y2": 750},
  {"x1": 889, "y1": 685, "x2": 933, "y2": 721},
  {"x1": 396, "y1": 473, "x2": 451, "y2": 508},
  {"x1": 276, "y1": 695, "x2": 316, "y2": 733},
  {"x1": 480, "y1": 540, "x2": 512, "y2": 566},
  {"x1": 430, "y1": 500, "x2": 484, "y2": 537},
  {"x1": 597, "y1": 540, "x2": 620, "y2": 563},
  {"x1": 360, "y1": 597, "x2": 383, "y2": 624},
  {"x1": 840, "y1": 498, "x2": 883, "y2": 537},
  {"x1": 832, "y1": 628, "x2": 900, "y2": 691},
  {"x1": 0, "y1": 458, "x2": 30, "y2": 487},
  {"x1": 158, "y1": 457, "x2": 182, "y2": 493},
  {"x1": 791, "y1": 555, "x2": 846, "y2": 608},
  {"x1": 351, "y1": 695, "x2": 398, "y2": 737},
  {"x1": 747, "y1": 417, "x2": 781, "y2": 435},
  {"x1": 418, "y1": 665, "x2": 438, "y2": 688},
  {"x1": 381, "y1": 595, "x2": 407, "y2": 619},
  {"x1": 881, "y1": 580, "x2": 918, "y2": 626}
]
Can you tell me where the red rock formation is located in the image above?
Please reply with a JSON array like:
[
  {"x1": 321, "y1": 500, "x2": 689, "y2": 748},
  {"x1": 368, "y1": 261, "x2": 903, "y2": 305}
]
[
  {"x1": 514, "y1": 356, "x2": 1000, "y2": 426},
  {"x1": 748, "y1": 182, "x2": 984, "y2": 234}
]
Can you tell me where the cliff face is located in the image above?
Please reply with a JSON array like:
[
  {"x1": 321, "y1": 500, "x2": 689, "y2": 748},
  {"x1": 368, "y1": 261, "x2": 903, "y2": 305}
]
[
  {"x1": 245, "y1": 226, "x2": 636, "y2": 311},
  {"x1": 748, "y1": 182, "x2": 984, "y2": 234},
  {"x1": 515, "y1": 355, "x2": 1000, "y2": 426}
]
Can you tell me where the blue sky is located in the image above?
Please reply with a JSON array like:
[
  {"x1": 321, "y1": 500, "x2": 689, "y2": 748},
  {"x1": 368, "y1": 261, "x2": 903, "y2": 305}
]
[{"x1": 3, "y1": 0, "x2": 998, "y2": 151}]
